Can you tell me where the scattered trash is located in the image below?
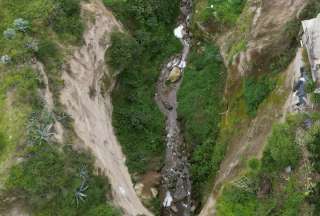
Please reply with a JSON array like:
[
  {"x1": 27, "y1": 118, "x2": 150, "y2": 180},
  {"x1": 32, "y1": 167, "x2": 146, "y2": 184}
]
[
  {"x1": 163, "y1": 191, "x2": 173, "y2": 207},
  {"x1": 174, "y1": 25, "x2": 184, "y2": 39}
]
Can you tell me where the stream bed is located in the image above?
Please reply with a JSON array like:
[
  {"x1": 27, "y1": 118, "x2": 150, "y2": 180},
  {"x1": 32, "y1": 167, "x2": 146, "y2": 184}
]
[{"x1": 155, "y1": 0, "x2": 193, "y2": 215}]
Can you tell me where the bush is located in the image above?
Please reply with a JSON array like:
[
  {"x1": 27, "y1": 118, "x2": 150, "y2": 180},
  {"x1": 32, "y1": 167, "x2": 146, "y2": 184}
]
[
  {"x1": 247, "y1": 158, "x2": 261, "y2": 172},
  {"x1": 105, "y1": 0, "x2": 181, "y2": 174},
  {"x1": 217, "y1": 185, "x2": 259, "y2": 215},
  {"x1": 262, "y1": 123, "x2": 300, "y2": 171},
  {"x1": 243, "y1": 75, "x2": 276, "y2": 116},
  {"x1": 178, "y1": 43, "x2": 226, "y2": 200},
  {"x1": 107, "y1": 32, "x2": 140, "y2": 73},
  {"x1": 51, "y1": 0, "x2": 84, "y2": 42},
  {"x1": 306, "y1": 124, "x2": 320, "y2": 172},
  {"x1": 311, "y1": 93, "x2": 320, "y2": 105}
]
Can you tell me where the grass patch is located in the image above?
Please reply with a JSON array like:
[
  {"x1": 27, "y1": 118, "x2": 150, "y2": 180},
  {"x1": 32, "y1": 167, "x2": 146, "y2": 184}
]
[
  {"x1": 243, "y1": 75, "x2": 276, "y2": 116},
  {"x1": 197, "y1": 0, "x2": 247, "y2": 30},
  {"x1": 178, "y1": 42, "x2": 226, "y2": 202},
  {"x1": 0, "y1": 67, "x2": 41, "y2": 162}
]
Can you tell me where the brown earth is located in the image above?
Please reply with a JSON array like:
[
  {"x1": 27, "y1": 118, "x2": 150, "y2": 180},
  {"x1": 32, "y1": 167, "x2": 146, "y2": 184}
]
[
  {"x1": 199, "y1": 0, "x2": 310, "y2": 214},
  {"x1": 60, "y1": 1, "x2": 151, "y2": 215}
]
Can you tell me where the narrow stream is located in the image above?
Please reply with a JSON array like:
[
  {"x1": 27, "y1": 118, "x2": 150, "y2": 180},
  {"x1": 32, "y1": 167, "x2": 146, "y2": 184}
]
[{"x1": 155, "y1": 0, "x2": 193, "y2": 215}]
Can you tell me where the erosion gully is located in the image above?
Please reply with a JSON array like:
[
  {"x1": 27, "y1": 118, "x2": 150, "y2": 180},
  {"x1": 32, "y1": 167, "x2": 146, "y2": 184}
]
[{"x1": 155, "y1": 0, "x2": 193, "y2": 215}]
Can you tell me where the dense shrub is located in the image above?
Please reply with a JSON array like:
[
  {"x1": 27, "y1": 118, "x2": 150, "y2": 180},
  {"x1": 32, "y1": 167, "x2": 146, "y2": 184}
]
[
  {"x1": 217, "y1": 185, "x2": 259, "y2": 215},
  {"x1": 306, "y1": 124, "x2": 320, "y2": 172},
  {"x1": 243, "y1": 75, "x2": 276, "y2": 116},
  {"x1": 51, "y1": 0, "x2": 84, "y2": 42},
  {"x1": 178, "y1": 43, "x2": 226, "y2": 200},
  {"x1": 104, "y1": 0, "x2": 181, "y2": 174},
  {"x1": 107, "y1": 32, "x2": 140, "y2": 73},
  {"x1": 262, "y1": 123, "x2": 300, "y2": 171}
]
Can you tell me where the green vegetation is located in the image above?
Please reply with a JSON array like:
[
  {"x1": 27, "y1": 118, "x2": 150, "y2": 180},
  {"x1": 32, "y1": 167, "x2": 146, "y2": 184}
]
[
  {"x1": 6, "y1": 109, "x2": 119, "y2": 216},
  {"x1": 104, "y1": 0, "x2": 181, "y2": 174},
  {"x1": 243, "y1": 75, "x2": 276, "y2": 116},
  {"x1": 217, "y1": 116, "x2": 308, "y2": 216},
  {"x1": 106, "y1": 32, "x2": 139, "y2": 73},
  {"x1": 199, "y1": 0, "x2": 246, "y2": 28},
  {"x1": 0, "y1": 1, "x2": 121, "y2": 215},
  {"x1": 0, "y1": 67, "x2": 41, "y2": 161},
  {"x1": 178, "y1": 43, "x2": 226, "y2": 201},
  {"x1": 305, "y1": 122, "x2": 320, "y2": 215},
  {"x1": 262, "y1": 123, "x2": 300, "y2": 171},
  {"x1": 0, "y1": 0, "x2": 84, "y2": 102}
]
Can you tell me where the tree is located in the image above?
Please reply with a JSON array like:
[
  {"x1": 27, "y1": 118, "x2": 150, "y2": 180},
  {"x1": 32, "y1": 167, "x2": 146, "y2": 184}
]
[{"x1": 107, "y1": 32, "x2": 140, "y2": 72}]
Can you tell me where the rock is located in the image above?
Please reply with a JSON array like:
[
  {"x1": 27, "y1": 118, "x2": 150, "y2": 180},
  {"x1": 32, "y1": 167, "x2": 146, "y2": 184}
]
[
  {"x1": 134, "y1": 183, "x2": 144, "y2": 197},
  {"x1": 167, "y1": 67, "x2": 182, "y2": 83},
  {"x1": 150, "y1": 187, "x2": 158, "y2": 198},
  {"x1": 163, "y1": 101, "x2": 173, "y2": 110},
  {"x1": 191, "y1": 205, "x2": 196, "y2": 212},
  {"x1": 171, "y1": 205, "x2": 178, "y2": 213}
]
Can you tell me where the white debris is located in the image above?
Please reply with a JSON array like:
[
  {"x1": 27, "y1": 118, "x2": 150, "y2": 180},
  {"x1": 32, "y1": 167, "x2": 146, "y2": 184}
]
[
  {"x1": 299, "y1": 77, "x2": 306, "y2": 82},
  {"x1": 179, "y1": 60, "x2": 187, "y2": 69},
  {"x1": 163, "y1": 191, "x2": 173, "y2": 207},
  {"x1": 174, "y1": 25, "x2": 184, "y2": 39},
  {"x1": 285, "y1": 166, "x2": 292, "y2": 174}
]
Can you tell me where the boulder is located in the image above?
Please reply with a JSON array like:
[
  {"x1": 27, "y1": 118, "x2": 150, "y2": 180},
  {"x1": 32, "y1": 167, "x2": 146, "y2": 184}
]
[{"x1": 167, "y1": 67, "x2": 182, "y2": 83}]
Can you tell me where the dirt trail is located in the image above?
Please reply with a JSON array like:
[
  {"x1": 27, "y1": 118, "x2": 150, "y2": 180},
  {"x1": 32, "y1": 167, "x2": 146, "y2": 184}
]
[{"x1": 60, "y1": 1, "x2": 151, "y2": 215}]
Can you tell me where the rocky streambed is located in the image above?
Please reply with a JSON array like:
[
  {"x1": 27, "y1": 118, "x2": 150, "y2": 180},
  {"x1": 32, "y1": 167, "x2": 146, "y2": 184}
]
[{"x1": 155, "y1": 0, "x2": 193, "y2": 215}]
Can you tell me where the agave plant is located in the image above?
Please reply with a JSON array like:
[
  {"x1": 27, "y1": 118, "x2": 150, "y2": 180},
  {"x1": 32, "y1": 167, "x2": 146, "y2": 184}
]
[
  {"x1": 3, "y1": 28, "x2": 16, "y2": 40},
  {"x1": 27, "y1": 110, "x2": 55, "y2": 145},
  {"x1": 35, "y1": 123, "x2": 55, "y2": 143},
  {"x1": 75, "y1": 179, "x2": 89, "y2": 206},
  {"x1": 14, "y1": 18, "x2": 29, "y2": 32}
]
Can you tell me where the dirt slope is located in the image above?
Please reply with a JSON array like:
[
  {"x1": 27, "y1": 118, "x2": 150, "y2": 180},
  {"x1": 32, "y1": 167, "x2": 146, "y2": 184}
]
[
  {"x1": 199, "y1": 0, "x2": 309, "y2": 215},
  {"x1": 60, "y1": 1, "x2": 151, "y2": 215}
]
